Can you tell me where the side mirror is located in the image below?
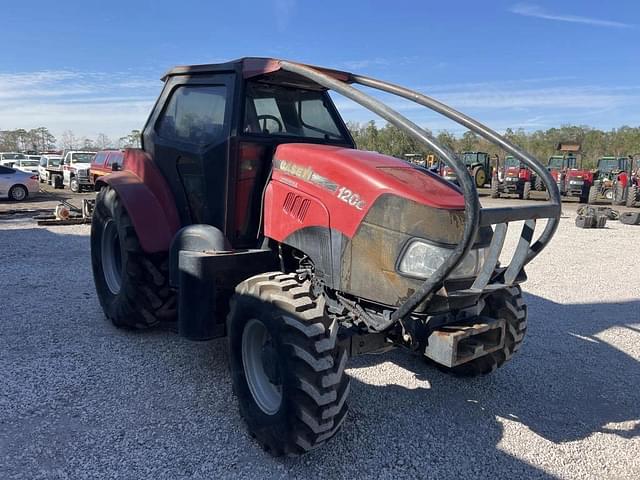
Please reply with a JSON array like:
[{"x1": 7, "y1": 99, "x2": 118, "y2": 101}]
[{"x1": 112, "y1": 163, "x2": 121, "y2": 172}]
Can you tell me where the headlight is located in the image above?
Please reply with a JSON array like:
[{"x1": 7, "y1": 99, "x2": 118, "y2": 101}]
[
  {"x1": 569, "y1": 180, "x2": 584, "y2": 185},
  {"x1": 398, "y1": 240, "x2": 486, "y2": 279}
]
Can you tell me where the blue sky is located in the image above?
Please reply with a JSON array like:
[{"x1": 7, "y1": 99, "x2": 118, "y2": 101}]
[{"x1": 1, "y1": 0, "x2": 638, "y2": 140}]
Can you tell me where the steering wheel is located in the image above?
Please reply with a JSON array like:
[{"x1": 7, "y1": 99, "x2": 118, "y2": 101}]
[{"x1": 257, "y1": 114, "x2": 283, "y2": 133}]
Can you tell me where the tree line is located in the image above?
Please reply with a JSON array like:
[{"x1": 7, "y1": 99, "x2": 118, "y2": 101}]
[
  {"x1": 348, "y1": 122, "x2": 640, "y2": 168},
  {"x1": 2, "y1": 123, "x2": 639, "y2": 168},
  {"x1": 0, "y1": 128, "x2": 142, "y2": 152}
]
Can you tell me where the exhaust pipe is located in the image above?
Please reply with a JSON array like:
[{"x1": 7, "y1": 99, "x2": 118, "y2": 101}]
[{"x1": 424, "y1": 318, "x2": 505, "y2": 368}]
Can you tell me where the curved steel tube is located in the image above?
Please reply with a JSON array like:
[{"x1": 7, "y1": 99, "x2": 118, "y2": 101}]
[
  {"x1": 279, "y1": 61, "x2": 560, "y2": 326},
  {"x1": 280, "y1": 61, "x2": 480, "y2": 324},
  {"x1": 353, "y1": 75, "x2": 561, "y2": 262}
]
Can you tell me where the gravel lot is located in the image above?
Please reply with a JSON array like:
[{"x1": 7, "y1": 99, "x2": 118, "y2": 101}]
[{"x1": 1, "y1": 189, "x2": 639, "y2": 479}]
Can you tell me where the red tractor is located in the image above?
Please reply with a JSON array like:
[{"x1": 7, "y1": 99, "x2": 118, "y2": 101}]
[
  {"x1": 490, "y1": 155, "x2": 536, "y2": 199},
  {"x1": 90, "y1": 58, "x2": 561, "y2": 455},
  {"x1": 544, "y1": 154, "x2": 592, "y2": 203}
]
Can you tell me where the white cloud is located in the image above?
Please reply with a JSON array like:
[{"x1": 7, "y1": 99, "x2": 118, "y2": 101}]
[
  {"x1": 0, "y1": 69, "x2": 161, "y2": 141},
  {"x1": 509, "y1": 3, "x2": 634, "y2": 29}
]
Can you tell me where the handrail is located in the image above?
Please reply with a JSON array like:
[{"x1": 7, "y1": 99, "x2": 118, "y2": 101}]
[
  {"x1": 278, "y1": 61, "x2": 561, "y2": 326},
  {"x1": 352, "y1": 74, "x2": 561, "y2": 262}
]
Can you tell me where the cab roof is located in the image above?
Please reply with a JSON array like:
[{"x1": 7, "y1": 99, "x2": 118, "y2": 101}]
[{"x1": 161, "y1": 57, "x2": 353, "y2": 90}]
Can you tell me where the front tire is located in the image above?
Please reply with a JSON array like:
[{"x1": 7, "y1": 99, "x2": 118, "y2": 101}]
[
  {"x1": 522, "y1": 181, "x2": 531, "y2": 200},
  {"x1": 70, "y1": 177, "x2": 79, "y2": 193},
  {"x1": 91, "y1": 186, "x2": 176, "y2": 328},
  {"x1": 227, "y1": 272, "x2": 350, "y2": 456},
  {"x1": 442, "y1": 286, "x2": 527, "y2": 377}
]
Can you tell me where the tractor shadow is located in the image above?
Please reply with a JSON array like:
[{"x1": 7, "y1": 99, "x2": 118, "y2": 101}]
[{"x1": 300, "y1": 294, "x2": 639, "y2": 477}]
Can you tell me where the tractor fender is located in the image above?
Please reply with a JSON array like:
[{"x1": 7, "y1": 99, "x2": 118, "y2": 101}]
[{"x1": 95, "y1": 149, "x2": 180, "y2": 254}]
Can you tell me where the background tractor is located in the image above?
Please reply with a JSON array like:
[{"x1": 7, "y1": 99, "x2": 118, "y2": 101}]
[
  {"x1": 90, "y1": 58, "x2": 560, "y2": 456},
  {"x1": 545, "y1": 149, "x2": 592, "y2": 203},
  {"x1": 587, "y1": 156, "x2": 630, "y2": 204},
  {"x1": 490, "y1": 155, "x2": 536, "y2": 200},
  {"x1": 441, "y1": 151, "x2": 492, "y2": 188}
]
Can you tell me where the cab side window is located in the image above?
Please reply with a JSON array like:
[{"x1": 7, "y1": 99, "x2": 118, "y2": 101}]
[
  {"x1": 93, "y1": 152, "x2": 107, "y2": 166},
  {"x1": 156, "y1": 85, "x2": 228, "y2": 146}
]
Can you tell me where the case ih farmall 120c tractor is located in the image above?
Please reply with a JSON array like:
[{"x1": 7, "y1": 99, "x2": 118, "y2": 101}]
[{"x1": 91, "y1": 58, "x2": 560, "y2": 456}]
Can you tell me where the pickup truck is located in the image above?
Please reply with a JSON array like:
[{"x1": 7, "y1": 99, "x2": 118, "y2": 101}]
[
  {"x1": 38, "y1": 155, "x2": 64, "y2": 187},
  {"x1": 61, "y1": 150, "x2": 96, "y2": 192},
  {"x1": 89, "y1": 150, "x2": 123, "y2": 187}
]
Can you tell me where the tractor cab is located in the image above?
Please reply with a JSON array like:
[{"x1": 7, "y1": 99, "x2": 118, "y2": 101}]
[
  {"x1": 141, "y1": 60, "x2": 355, "y2": 248},
  {"x1": 595, "y1": 156, "x2": 628, "y2": 180}
]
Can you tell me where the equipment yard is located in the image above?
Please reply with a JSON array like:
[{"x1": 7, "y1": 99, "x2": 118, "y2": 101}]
[{"x1": 1, "y1": 187, "x2": 638, "y2": 480}]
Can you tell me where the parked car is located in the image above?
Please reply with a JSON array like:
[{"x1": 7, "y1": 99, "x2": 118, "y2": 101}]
[
  {"x1": 89, "y1": 150, "x2": 123, "y2": 187},
  {"x1": 0, "y1": 152, "x2": 26, "y2": 168},
  {"x1": 11, "y1": 157, "x2": 41, "y2": 175},
  {"x1": 61, "y1": 150, "x2": 95, "y2": 192},
  {"x1": 0, "y1": 165, "x2": 39, "y2": 201},
  {"x1": 38, "y1": 155, "x2": 63, "y2": 183}
]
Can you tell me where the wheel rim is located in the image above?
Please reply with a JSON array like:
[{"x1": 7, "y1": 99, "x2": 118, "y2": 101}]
[
  {"x1": 605, "y1": 190, "x2": 613, "y2": 200},
  {"x1": 101, "y1": 219, "x2": 122, "y2": 295},
  {"x1": 12, "y1": 187, "x2": 26, "y2": 201},
  {"x1": 476, "y1": 170, "x2": 486, "y2": 187},
  {"x1": 241, "y1": 318, "x2": 282, "y2": 415}
]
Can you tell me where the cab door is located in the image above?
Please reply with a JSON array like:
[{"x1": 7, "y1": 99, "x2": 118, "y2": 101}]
[{"x1": 142, "y1": 73, "x2": 234, "y2": 229}]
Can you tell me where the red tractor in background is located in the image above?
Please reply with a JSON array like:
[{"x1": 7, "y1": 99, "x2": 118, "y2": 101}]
[
  {"x1": 90, "y1": 58, "x2": 561, "y2": 456},
  {"x1": 545, "y1": 146, "x2": 592, "y2": 203},
  {"x1": 490, "y1": 155, "x2": 536, "y2": 199},
  {"x1": 621, "y1": 155, "x2": 639, "y2": 207},
  {"x1": 587, "y1": 156, "x2": 631, "y2": 204}
]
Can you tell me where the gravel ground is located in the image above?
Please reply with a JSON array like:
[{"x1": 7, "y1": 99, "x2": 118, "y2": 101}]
[{"x1": 1, "y1": 194, "x2": 639, "y2": 479}]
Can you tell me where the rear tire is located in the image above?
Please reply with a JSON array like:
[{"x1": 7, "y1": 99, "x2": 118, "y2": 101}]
[
  {"x1": 91, "y1": 185, "x2": 176, "y2": 329},
  {"x1": 613, "y1": 183, "x2": 625, "y2": 205},
  {"x1": 472, "y1": 166, "x2": 486, "y2": 188},
  {"x1": 490, "y1": 178, "x2": 499, "y2": 198},
  {"x1": 627, "y1": 185, "x2": 637, "y2": 207},
  {"x1": 534, "y1": 176, "x2": 543, "y2": 191},
  {"x1": 8, "y1": 185, "x2": 28, "y2": 201},
  {"x1": 441, "y1": 286, "x2": 527, "y2": 377},
  {"x1": 227, "y1": 272, "x2": 350, "y2": 456}
]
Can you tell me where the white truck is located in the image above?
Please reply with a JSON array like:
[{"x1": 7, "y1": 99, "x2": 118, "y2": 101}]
[{"x1": 61, "y1": 151, "x2": 95, "y2": 192}]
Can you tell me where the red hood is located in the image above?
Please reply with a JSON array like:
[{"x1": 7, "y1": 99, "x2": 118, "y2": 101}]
[
  {"x1": 273, "y1": 144, "x2": 464, "y2": 211},
  {"x1": 566, "y1": 168, "x2": 593, "y2": 182}
]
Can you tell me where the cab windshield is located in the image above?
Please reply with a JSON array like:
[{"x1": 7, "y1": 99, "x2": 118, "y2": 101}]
[
  {"x1": 504, "y1": 156, "x2": 520, "y2": 168},
  {"x1": 71, "y1": 153, "x2": 95, "y2": 163},
  {"x1": 598, "y1": 158, "x2": 625, "y2": 173},
  {"x1": 20, "y1": 160, "x2": 40, "y2": 167},
  {"x1": 548, "y1": 157, "x2": 564, "y2": 169},
  {"x1": 244, "y1": 82, "x2": 346, "y2": 141}
]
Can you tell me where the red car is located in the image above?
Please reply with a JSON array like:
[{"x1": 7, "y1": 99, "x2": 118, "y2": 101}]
[{"x1": 90, "y1": 150, "x2": 123, "y2": 188}]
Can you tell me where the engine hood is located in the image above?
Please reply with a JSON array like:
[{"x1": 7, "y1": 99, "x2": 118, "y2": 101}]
[{"x1": 273, "y1": 143, "x2": 464, "y2": 208}]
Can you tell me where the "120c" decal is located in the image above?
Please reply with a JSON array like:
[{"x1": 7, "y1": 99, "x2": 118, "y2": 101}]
[{"x1": 337, "y1": 186, "x2": 366, "y2": 210}]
